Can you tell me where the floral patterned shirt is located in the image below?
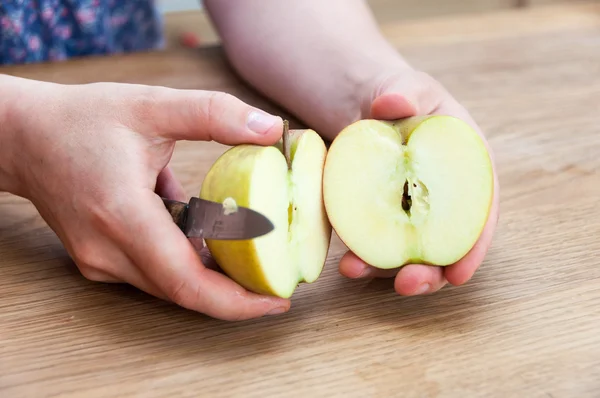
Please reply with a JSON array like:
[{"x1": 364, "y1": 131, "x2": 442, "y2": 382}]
[{"x1": 0, "y1": 1, "x2": 164, "y2": 65}]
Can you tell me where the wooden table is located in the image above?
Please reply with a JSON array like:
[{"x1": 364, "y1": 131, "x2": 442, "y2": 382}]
[{"x1": 1, "y1": 3, "x2": 599, "y2": 397}]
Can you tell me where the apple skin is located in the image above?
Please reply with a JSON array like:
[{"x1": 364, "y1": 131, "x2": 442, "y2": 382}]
[
  {"x1": 199, "y1": 128, "x2": 332, "y2": 298},
  {"x1": 322, "y1": 115, "x2": 495, "y2": 270}
]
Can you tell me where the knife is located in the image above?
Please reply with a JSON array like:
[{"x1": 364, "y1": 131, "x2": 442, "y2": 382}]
[{"x1": 162, "y1": 197, "x2": 275, "y2": 240}]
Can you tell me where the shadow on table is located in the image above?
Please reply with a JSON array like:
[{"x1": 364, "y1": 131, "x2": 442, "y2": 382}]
[
  {"x1": 1, "y1": 206, "x2": 488, "y2": 364},
  {"x1": 71, "y1": 254, "x2": 486, "y2": 363}
]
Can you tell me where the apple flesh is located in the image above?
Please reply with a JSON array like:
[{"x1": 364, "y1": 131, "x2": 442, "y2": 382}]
[
  {"x1": 199, "y1": 125, "x2": 332, "y2": 298},
  {"x1": 323, "y1": 115, "x2": 494, "y2": 269}
]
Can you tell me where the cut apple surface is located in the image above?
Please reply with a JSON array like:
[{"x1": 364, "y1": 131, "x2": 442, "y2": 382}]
[
  {"x1": 199, "y1": 123, "x2": 332, "y2": 298},
  {"x1": 323, "y1": 115, "x2": 494, "y2": 269}
]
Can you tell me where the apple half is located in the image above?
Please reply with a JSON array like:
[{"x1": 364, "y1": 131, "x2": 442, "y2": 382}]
[
  {"x1": 323, "y1": 115, "x2": 494, "y2": 269},
  {"x1": 199, "y1": 122, "x2": 332, "y2": 298}
]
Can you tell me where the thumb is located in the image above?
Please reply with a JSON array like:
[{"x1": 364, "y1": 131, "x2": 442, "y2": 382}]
[
  {"x1": 113, "y1": 190, "x2": 290, "y2": 321},
  {"x1": 131, "y1": 86, "x2": 283, "y2": 145},
  {"x1": 369, "y1": 72, "x2": 445, "y2": 120}
]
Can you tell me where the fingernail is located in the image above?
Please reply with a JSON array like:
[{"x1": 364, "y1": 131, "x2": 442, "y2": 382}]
[
  {"x1": 266, "y1": 307, "x2": 287, "y2": 316},
  {"x1": 247, "y1": 110, "x2": 280, "y2": 134},
  {"x1": 413, "y1": 283, "x2": 431, "y2": 295}
]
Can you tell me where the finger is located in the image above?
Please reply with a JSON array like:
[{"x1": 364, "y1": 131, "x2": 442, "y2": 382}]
[
  {"x1": 188, "y1": 237, "x2": 205, "y2": 254},
  {"x1": 78, "y1": 267, "x2": 121, "y2": 283},
  {"x1": 338, "y1": 251, "x2": 398, "y2": 279},
  {"x1": 198, "y1": 246, "x2": 223, "y2": 272},
  {"x1": 156, "y1": 165, "x2": 222, "y2": 270},
  {"x1": 186, "y1": 238, "x2": 221, "y2": 272},
  {"x1": 394, "y1": 264, "x2": 447, "y2": 296},
  {"x1": 156, "y1": 165, "x2": 187, "y2": 202},
  {"x1": 444, "y1": 171, "x2": 500, "y2": 286},
  {"x1": 369, "y1": 72, "x2": 445, "y2": 120},
  {"x1": 73, "y1": 244, "x2": 169, "y2": 300},
  {"x1": 116, "y1": 264, "x2": 169, "y2": 301},
  {"x1": 338, "y1": 251, "x2": 447, "y2": 295},
  {"x1": 109, "y1": 191, "x2": 290, "y2": 321},
  {"x1": 131, "y1": 87, "x2": 283, "y2": 145}
]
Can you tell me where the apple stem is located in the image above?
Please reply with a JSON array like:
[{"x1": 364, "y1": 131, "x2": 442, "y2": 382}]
[{"x1": 282, "y1": 119, "x2": 292, "y2": 170}]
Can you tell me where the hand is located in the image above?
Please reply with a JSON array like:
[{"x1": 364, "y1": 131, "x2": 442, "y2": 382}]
[
  {"x1": 199, "y1": 0, "x2": 498, "y2": 297},
  {"x1": 338, "y1": 70, "x2": 500, "y2": 296},
  {"x1": 3, "y1": 77, "x2": 290, "y2": 321}
]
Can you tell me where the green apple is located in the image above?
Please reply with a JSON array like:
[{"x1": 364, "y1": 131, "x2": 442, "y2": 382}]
[
  {"x1": 199, "y1": 121, "x2": 332, "y2": 298},
  {"x1": 322, "y1": 115, "x2": 494, "y2": 269}
]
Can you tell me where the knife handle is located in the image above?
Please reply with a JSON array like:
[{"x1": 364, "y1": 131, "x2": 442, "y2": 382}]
[{"x1": 161, "y1": 198, "x2": 189, "y2": 232}]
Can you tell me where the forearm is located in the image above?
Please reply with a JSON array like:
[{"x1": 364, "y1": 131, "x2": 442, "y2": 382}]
[{"x1": 203, "y1": 0, "x2": 410, "y2": 139}]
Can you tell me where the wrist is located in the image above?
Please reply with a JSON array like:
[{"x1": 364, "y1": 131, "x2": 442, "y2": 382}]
[
  {"x1": 212, "y1": 9, "x2": 413, "y2": 139},
  {"x1": 303, "y1": 49, "x2": 414, "y2": 139},
  {"x1": 227, "y1": 41, "x2": 412, "y2": 140},
  {"x1": 0, "y1": 75, "x2": 38, "y2": 196}
]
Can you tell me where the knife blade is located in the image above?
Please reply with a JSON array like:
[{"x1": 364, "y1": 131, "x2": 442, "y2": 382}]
[{"x1": 162, "y1": 197, "x2": 274, "y2": 240}]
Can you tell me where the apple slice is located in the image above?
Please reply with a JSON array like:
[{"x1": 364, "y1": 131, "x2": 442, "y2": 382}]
[
  {"x1": 323, "y1": 115, "x2": 494, "y2": 269},
  {"x1": 199, "y1": 122, "x2": 332, "y2": 298}
]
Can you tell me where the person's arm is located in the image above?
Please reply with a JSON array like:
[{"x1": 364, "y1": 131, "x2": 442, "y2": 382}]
[
  {"x1": 0, "y1": 73, "x2": 290, "y2": 320},
  {"x1": 203, "y1": 0, "x2": 409, "y2": 139},
  {"x1": 204, "y1": 0, "x2": 500, "y2": 296}
]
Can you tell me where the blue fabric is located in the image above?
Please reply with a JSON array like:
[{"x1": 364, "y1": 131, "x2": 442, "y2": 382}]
[{"x1": 0, "y1": 0, "x2": 164, "y2": 65}]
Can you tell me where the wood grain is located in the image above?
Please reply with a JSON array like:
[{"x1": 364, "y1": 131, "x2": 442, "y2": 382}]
[
  {"x1": 160, "y1": 1, "x2": 579, "y2": 49},
  {"x1": 365, "y1": 0, "x2": 517, "y2": 23},
  {"x1": 1, "y1": 3, "x2": 600, "y2": 397}
]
